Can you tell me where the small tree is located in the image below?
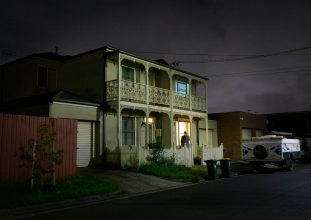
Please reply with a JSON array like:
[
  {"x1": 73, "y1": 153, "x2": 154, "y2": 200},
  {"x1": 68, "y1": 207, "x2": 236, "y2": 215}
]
[{"x1": 19, "y1": 124, "x2": 64, "y2": 191}]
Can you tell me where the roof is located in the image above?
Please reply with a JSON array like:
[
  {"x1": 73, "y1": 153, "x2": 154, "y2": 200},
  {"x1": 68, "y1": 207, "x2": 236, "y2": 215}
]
[
  {"x1": 1, "y1": 46, "x2": 208, "y2": 80},
  {"x1": 265, "y1": 111, "x2": 311, "y2": 117},
  {"x1": 68, "y1": 45, "x2": 209, "y2": 80},
  {"x1": 52, "y1": 91, "x2": 100, "y2": 106},
  {"x1": 0, "y1": 52, "x2": 71, "y2": 67},
  {"x1": 0, "y1": 90, "x2": 100, "y2": 111}
]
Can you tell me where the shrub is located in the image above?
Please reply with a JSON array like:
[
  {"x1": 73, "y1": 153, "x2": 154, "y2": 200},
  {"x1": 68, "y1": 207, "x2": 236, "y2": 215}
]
[{"x1": 146, "y1": 142, "x2": 175, "y2": 165}]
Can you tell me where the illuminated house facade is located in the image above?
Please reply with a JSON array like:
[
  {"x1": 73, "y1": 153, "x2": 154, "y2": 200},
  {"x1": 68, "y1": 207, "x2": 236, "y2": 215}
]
[{"x1": 0, "y1": 46, "x2": 217, "y2": 168}]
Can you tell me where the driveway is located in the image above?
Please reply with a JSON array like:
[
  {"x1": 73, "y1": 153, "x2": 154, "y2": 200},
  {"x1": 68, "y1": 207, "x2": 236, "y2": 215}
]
[{"x1": 78, "y1": 168, "x2": 188, "y2": 195}]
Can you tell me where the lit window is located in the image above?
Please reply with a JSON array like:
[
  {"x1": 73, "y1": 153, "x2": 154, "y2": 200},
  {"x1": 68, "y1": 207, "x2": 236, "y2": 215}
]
[{"x1": 176, "y1": 81, "x2": 188, "y2": 95}]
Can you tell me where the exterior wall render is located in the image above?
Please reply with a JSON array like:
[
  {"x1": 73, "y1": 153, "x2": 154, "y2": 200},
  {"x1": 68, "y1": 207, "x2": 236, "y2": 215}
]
[
  {"x1": 49, "y1": 102, "x2": 98, "y2": 121},
  {"x1": 1, "y1": 47, "x2": 208, "y2": 168},
  {"x1": 60, "y1": 50, "x2": 104, "y2": 102},
  {"x1": 1, "y1": 57, "x2": 61, "y2": 103}
]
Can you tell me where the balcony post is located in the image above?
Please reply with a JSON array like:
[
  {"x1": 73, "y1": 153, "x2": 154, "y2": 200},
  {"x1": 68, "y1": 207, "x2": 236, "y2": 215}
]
[
  {"x1": 205, "y1": 116, "x2": 208, "y2": 149},
  {"x1": 117, "y1": 54, "x2": 122, "y2": 148},
  {"x1": 189, "y1": 78, "x2": 192, "y2": 111},
  {"x1": 169, "y1": 73, "x2": 173, "y2": 109},
  {"x1": 190, "y1": 116, "x2": 194, "y2": 166},
  {"x1": 146, "y1": 64, "x2": 149, "y2": 105},
  {"x1": 204, "y1": 81, "x2": 208, "y2": 112}
]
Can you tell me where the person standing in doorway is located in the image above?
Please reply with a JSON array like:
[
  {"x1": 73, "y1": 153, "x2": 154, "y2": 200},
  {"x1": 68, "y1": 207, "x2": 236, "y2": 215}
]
[{"x1": 181, "y1": 131, "x2": 190, "y2": 147}]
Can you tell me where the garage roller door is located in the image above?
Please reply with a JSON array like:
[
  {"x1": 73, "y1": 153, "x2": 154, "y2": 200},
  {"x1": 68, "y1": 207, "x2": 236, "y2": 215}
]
[{"x1": 77, "y1": 121, "x2": 95, "y2": 167}]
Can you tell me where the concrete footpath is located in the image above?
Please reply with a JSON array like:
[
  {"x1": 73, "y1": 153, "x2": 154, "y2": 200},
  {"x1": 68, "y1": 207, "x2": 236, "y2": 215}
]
[{"x1": 0, "y1": 169, "x2": 189, "y2": 219}]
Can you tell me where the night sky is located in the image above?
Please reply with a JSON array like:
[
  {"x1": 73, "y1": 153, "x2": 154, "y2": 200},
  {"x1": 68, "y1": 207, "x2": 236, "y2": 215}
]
[{"x1": 1, "y1": 0, "x2": 311, "y2": 114}]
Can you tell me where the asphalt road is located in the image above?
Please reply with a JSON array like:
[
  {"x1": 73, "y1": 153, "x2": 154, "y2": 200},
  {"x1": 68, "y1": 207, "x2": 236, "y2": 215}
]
[{"x1": 19, "y1": 164, "x2": 311, "y2": 220}]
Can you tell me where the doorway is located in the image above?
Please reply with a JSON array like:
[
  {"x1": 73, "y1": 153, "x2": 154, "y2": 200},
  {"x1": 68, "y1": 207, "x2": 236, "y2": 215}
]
[{"x1": 176, "y1": 121, "x2": 190, "y2": 148}]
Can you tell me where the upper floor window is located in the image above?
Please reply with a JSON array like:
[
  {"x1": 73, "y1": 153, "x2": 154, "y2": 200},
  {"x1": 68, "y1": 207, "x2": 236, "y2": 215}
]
[
  {"x1": 37, "y1": 66, "x2": 57, "y2": 88},
  {"x1": 122, "y1": 66, "x2": 135, "y2": 82},
  {"x1": 37, "y1": 66, "x2": 48, "y2": 88},
  {"x1": 176, "y1": 80, "x2": 188, "y2": 95},
  {"x1": 122, "y1": 66, "x2": 142, "y2": 83}
]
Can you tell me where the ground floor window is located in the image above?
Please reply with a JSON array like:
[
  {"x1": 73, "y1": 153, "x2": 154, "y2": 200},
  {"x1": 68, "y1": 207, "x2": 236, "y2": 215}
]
[
  {"x1": 176, "y1": 121, "x2": 190, "y2": 148},
  {"x1": 122, "y1": 117, "x2": 135, "y2": 145},
  {"x1": 242, "y1": 128, "x2": 252, "y2": 139},
  {"x1": 256, "y1": 129, "x2": 264, "y2": 137},
  {"x1": 208, "y1": 129, "x2": 214, "y2": 147},
  {"x1": 148, "y1": 119, "x2": 155, "y2": 143}
]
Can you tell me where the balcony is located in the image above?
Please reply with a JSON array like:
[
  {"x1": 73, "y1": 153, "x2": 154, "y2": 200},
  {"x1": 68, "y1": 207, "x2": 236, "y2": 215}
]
[{"x1": 106, "y1": 80, "x2": 206, "y2": 112}]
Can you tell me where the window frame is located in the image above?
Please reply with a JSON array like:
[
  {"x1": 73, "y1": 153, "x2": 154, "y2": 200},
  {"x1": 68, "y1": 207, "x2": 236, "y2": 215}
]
[
  {"x1": 122, "y1": 66, "x2": 135, "y2": 82},
  {"x1": 122, "y1": 116, "x2": 136, "y2": 146},
  {"x1": 242, "y1": 128, "x2": 253, "y2": 139},
  {"x1": 37, "y1": 66, "x2": 57, "y2": 89},
  {"x1": 176, "y1": 80, "x2": 189, "y2": 95},
  {"x1": 37, "y1": 66, "x2": 48, "y2": 88}
]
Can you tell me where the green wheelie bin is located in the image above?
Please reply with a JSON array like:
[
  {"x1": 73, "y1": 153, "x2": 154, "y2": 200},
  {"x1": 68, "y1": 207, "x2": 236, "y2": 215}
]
[
  {"x1": 220, "y1": 158, "x2": 231, "y2": 178},
  {"x1": 204, "y1": 160, "x2": 217, "y2": 180}
]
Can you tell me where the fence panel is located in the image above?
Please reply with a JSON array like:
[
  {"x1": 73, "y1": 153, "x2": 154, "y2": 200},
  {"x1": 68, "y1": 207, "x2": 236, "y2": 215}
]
[{"x1": 0, "y1": 114, "x2": 77, "y2": 182}]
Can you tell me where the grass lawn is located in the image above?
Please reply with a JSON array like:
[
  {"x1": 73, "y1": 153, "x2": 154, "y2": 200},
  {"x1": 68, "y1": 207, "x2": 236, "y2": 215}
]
[
  {"x1": 0, "y1": 175, "x2": 119, "y2": 209},
  {"x1": 138, "y1": 163, "x2": 207, "y2": 183},
  {"x1": 138, "y1": 160, "x2": 254, "y2": 182}
]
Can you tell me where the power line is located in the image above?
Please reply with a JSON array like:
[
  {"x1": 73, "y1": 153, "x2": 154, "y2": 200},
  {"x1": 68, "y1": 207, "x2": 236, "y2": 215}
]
[
  {"x1": 206, "y1": 67, "x2": 311, "y2": 78},
  {"x1": 172, "y1": 45, "x2": 311, "y2": 64},
  {"x1": 206, "y1": 65, "x2": 311, "y2": 77},
  {"x1": 129, "y1": 50, "x2": 311, "y2": 57}
]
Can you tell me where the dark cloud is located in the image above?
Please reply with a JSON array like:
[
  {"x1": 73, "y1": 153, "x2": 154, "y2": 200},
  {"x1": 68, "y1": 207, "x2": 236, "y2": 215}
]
[{"x1": 1, "y1": 0, "x2": 311, "y2": 113}]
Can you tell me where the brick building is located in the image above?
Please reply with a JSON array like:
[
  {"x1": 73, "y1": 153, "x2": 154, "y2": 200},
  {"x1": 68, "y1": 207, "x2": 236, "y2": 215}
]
[{"x1": 209, "y1": 111, "x2": 267, "y2": 159}]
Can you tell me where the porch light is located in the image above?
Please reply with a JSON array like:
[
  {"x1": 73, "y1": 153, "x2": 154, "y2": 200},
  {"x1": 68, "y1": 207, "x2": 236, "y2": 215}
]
[{"x1": 148, "y1": 118, "x2": 153, "y2": 123}]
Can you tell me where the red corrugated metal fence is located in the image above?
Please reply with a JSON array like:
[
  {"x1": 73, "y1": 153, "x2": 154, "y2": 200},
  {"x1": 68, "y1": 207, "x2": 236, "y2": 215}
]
[{"x1": 0, "y1": 114, "x2": 77, "y2": 182}]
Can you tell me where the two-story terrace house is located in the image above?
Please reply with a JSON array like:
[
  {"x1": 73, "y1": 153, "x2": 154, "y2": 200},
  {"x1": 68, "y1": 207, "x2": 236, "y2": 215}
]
[{"x1": 0, "y1": 46, "x2": 211, "y2": 168}]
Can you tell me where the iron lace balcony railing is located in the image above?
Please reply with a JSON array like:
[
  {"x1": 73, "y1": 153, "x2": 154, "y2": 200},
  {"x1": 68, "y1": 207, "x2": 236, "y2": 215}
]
[
  {"x1": 106, "y1": 80, "x2": 146, "y2": 103},
  {"x1": 106, "y1": 80, "x2": 206, "y2": 112},
  {"x1": 149, "y1": 86, "x2": 170, "y2": 106},
  {"x1": 173, "y1": 92, "x2": 190, "y2": 110},
  {"x1": 191, "y1": 96, "x2": 206, "y2": 112}
]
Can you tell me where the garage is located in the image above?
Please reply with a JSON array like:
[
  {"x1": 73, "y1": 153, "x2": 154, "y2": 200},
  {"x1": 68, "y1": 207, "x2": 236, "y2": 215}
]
[
  {"x1": 77, "y1": 121, "x2": 95, "y2": 167},
  {"x1": 48, "y1": 91, "x2": 100, "y2": 167}
]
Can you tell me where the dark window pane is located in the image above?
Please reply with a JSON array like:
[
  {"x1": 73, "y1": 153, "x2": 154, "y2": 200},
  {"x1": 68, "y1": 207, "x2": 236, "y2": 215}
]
[
  {"x1": 122, "y1": 117, "x2": 135, "y2": 145},
  {"x1": 38, "y1": 66, "x2": 47, "y2": 88},
  {"x1": 122, "y1": 66, "x2": 135, "y2": 82}
]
